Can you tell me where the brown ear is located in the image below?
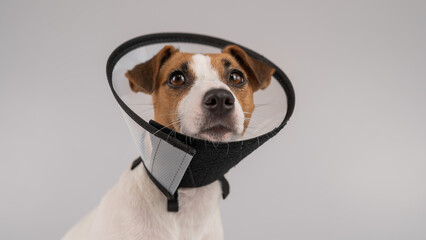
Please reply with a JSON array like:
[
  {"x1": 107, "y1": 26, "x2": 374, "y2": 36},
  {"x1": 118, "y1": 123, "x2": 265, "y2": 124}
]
[
  {"x1": 223, "y1": 45, "x2": 275, "y2": 91},
  {"x1": 125, "y1": 45, "x2": 178, "y2": 94}
]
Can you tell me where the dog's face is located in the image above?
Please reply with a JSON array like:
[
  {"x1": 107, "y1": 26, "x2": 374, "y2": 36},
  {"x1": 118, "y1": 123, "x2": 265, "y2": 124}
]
[{"x1": 126, "y1": 45, "x2": 274, "y2": 142}]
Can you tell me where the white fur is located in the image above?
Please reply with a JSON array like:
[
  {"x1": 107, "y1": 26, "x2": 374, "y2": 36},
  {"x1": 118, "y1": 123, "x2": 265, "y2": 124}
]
[
  {"x1": 62, "y1": 165, "x2": 223, "y2": 240},
  {"x1": 178, "y1": 54, "x2": 245, "y2": 141}
]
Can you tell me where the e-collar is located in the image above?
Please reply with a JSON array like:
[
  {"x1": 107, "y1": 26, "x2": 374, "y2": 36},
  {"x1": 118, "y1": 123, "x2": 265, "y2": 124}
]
[{"x1": 106, "y1": 33, "x2": 295, "y2": 211}]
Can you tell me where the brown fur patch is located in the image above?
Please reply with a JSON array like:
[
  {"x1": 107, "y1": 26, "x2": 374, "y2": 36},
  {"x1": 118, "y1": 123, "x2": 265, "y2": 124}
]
[
  {"x1": 126, "y1": 46, "x2": 178, "y2": 94},
  {"x1": 151, "y1": 52, "x2": 196, "y2": 130},
  {"x1": 222, "y1": 45, "x2": 275, "y2": 91}
]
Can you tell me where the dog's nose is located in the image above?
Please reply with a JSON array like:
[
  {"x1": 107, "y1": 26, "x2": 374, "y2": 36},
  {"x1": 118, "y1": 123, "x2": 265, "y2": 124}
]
[{"x1": 203, "y1": 89, "x2": 235, "y2": 117}]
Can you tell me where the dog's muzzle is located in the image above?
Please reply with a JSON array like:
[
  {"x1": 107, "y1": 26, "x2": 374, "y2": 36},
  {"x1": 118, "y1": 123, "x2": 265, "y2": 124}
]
[{"x1": 106, "y1": 33, "x2": 295, "y2": 211}]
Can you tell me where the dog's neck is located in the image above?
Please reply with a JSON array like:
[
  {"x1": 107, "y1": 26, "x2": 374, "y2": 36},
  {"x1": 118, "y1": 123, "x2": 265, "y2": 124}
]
[{"x1": 128, "y1": 159, "x2": 222, "y2": 217}]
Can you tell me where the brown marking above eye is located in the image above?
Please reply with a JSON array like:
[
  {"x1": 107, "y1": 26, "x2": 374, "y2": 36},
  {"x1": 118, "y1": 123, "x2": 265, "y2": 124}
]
[
  {"x1": 161, "y1": 60, "x2": 192, "y2": 87},
  {"x1": 180, "y1": 61, "x2": 189, "y2": 73},
  {"x1": 219, "y1": 57, "x2": 246, "y2": 87},
  {"x1": 222, "y1": 59, "x2": 231, "y2": 69}
]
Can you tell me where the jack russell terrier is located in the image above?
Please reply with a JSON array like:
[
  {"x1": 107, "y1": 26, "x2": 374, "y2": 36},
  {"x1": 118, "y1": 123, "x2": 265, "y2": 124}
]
[{"x1": 62, "y1": 45, "x2": 274, "y2": 240}]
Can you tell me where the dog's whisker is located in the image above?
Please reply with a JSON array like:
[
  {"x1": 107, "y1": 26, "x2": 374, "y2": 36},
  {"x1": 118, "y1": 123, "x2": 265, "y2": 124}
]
[
  {"x1": 241, "y1": 130, "x2": 259, "y2": 138},
  {"x1": 246, "y1": 122, "x2": 262, "y2": 128},
  {"x1": 155, "y1": 113, "x2": 179, "y2": 118},
  {"x1": 135, "y1": 108, "x2": 154, "y2": 114},
  {"x1": 128, "y1": 103, "x2": 155, "y2": 106},
  {"x1": 155, "y1": 111, "x2": 189, "y2": 117},
  {"x1": 247, "y1": 121, "x2": 271, "y2": 128},
  {"x1": 244, "y1": 113, "x2": 274, "y2": 121},
  {"x1": 166, "y1": 128, "x2": 178, "y2": 142},
  {"x1": 254, "y1": 101, "x2": 281, "y2": 107},
  {"x1": 152, "y1": 120, "x2": 181, "y2": 135},
  {"x1": 245, "y1": 113, "x2": 271, "y2": 120}
]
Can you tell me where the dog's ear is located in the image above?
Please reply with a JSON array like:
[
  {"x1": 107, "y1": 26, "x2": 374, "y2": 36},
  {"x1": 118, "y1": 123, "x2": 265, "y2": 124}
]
[
  {"x1": 125, "y1": 45, "x2": 178, "y2": 94},
  {"x1": 223, "y1": 45, "x2": 275, "y2": 91}
]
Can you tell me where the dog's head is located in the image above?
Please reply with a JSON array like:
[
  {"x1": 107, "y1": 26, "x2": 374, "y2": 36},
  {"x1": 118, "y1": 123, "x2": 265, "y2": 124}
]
[{"x1": 125, "y1": 45, "x2": 275, "y2": 142}]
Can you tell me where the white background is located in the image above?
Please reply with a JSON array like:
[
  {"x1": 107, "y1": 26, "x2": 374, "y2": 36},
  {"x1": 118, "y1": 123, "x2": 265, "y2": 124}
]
[{"x1": 1, "y1": 1, "x2": 425, "y2": 239}]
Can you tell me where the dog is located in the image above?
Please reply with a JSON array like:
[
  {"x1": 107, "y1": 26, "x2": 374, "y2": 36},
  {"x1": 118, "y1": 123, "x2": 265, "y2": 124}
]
[{"x1": 62, "y1": 45, "x2": 274, "y2": 240}]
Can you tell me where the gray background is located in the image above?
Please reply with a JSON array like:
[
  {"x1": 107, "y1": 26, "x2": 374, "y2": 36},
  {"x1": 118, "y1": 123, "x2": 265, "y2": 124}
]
[{"x1": 1, "y1": 0, "x2": 425, "y2": 239}]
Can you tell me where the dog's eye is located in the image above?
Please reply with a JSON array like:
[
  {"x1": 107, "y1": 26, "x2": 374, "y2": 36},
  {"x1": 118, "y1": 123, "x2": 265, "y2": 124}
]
[
  {"x1": 168, "y1": 71, "x2": 186, "y2": 87},
  {"x1": 229, "y1": 71, "x2": 245, "y2": 86}
]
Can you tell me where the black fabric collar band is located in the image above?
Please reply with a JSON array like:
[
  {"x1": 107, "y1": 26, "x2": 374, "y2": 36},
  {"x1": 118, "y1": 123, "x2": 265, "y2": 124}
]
[
  {"x1": 106, "y1": 32, "x2": 295, "y2": 200},
  {"x1": 130, "y1": 157, "x2": 230, "y2": 212},
  {"x1": 148, "y1": 119, "x2": 283, "y2": 189}
]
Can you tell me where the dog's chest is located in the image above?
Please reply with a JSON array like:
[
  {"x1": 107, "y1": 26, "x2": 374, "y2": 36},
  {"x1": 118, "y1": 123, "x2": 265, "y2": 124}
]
[{"x1": 125, "y1": 167, "x2": 223, "y2": 239}]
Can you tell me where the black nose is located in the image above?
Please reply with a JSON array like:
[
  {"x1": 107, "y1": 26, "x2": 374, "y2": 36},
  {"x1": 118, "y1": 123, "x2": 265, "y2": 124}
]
[{"x1": 203, "y1": 89, "x2": 235, "y2": 117}]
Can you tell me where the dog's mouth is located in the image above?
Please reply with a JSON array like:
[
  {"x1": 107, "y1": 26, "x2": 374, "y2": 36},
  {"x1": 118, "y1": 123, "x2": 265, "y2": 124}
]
[{"x1": 197, "y1": 123, "x2": 236, "y2": 142}]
